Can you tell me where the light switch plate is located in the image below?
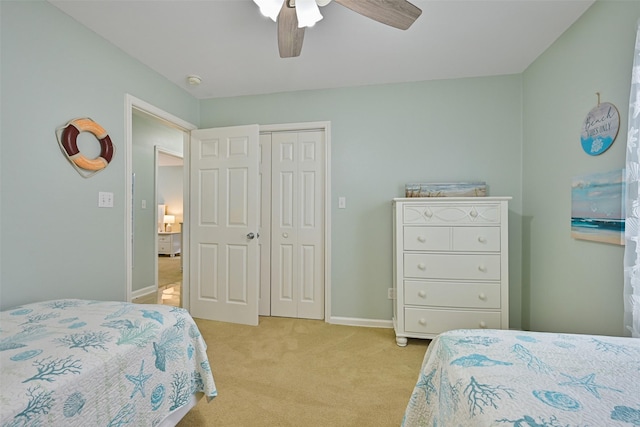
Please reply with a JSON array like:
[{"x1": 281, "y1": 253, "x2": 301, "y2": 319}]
[
  {"x1": 338, "y1": 197, "x2": 346, "y2": 209},
  {"x1": 98, "y1": 192, "x2": 114, "y2": 208}
]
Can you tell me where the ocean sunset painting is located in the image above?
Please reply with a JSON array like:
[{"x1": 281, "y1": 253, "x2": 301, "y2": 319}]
[{"x1": 571, "y1": 169, "x2": 625, "y2": 245}]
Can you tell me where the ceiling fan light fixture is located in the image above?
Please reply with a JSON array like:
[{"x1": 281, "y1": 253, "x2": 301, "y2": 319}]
[
  {"x1": 295, "y1": 0, "x2": 323, "y2": 28},
  {"x1": 272, "y1": 0, "x2": 421, "y2": 58},
  {"x1": 253, "y1": 0, "x2": 281, "y2": 22}
]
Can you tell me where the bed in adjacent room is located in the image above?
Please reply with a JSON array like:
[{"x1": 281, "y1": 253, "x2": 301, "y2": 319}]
[
  {"x1": 403, "y1": 328, "x2": 640, "y2": 426},
  {"x1": 0, "y1": 299, "x2": 217, "y2": 426}
]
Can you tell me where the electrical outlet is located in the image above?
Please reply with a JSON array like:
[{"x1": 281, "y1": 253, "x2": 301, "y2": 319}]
[{"x1": 388, "y1": 288, "x2": 396, "y2": 299}]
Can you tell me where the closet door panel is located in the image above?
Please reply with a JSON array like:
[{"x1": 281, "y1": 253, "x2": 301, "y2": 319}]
[{"x1": 271, "y1": 131, "x2": 325, "y2": 319}]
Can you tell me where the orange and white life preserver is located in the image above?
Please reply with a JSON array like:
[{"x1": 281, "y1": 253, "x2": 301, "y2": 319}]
[{"x1": 59, "y1": 118, "x2": 114, "y2": 171}]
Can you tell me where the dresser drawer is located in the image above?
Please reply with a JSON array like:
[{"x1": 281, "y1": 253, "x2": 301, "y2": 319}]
[
  {"x1": 404, "y1": 253, "x2": 500, "y2": 280},
  {"x1": 404, "y1": 280, "x2": 501, "y2": 309},
  {"x1": 404, "y1": 308, "x2": 502, "y2": 334},
  {"x1": 404, "y1": 226, "x2": 500, "y2": 252},
  {"x1": 403, "y1": 227, "x2": 450, "y2": 251},
  {"x1": 453, "y1": 227, "x2": 500, "y2": 252},
  {"x1": 158, "y1": 235, "x2": 171, "y2": 243},
  {"x1": 403, "y1": 203, "x2": 501, "y2": 225},
  {"x1": 158, "y1": 242, "x2": 171, "y2": 253}
]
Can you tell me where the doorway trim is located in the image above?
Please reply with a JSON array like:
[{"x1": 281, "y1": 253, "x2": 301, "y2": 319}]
[
  {"x1": 125, "y1": 94, "x2": 196, "y2": 308},
  {"x1": 125, "y1": 99, "x2": 332, "y2": 321},
  {"x1": 260, "y1": 121, "x2": 332, "y2": 322}
]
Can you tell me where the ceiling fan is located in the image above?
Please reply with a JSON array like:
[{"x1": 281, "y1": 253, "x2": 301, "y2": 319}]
[{"x1": 253, "y1": 0, "x2": 422, "y2": 58}]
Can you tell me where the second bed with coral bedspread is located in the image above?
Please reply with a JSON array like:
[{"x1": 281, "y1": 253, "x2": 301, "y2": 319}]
[
  {"x1": 0, "y1": 299, "x2": 216, "y2": 426},
  {"x1": 403, "y1": 328, "x2": 640, "y2": 426}
]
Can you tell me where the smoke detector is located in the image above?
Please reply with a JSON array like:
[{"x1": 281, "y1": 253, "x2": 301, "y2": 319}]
[{"x1": 187, "y1": 75, "x2": 202, "y2": 86}]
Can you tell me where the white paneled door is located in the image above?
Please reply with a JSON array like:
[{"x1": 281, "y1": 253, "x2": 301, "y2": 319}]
[
  {"x1": 258, "y1": 133, "x2": 272, "y2": 316},
  {"x1": 189, "y1": 125, "x2": 260, "y2": 326},
  {"x1": 270, "y1": 131, "x2": 325, "y2": 319}
]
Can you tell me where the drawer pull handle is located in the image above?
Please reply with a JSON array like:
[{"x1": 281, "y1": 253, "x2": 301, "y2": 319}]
[
  {"x1": 417, "y1": 236, "x2": 426, "y2": 243},
  {"x1": 479, "y1": 321, "x2": 487, "y2": 328},
  {"x1": 282, "y1": 233, "x2": 288, "y2": 238},
  {"x1": 477, "y1": 236, "x2": 487, "y2": 243},
  {"x1": 478, "y1": 293, "x2": 487, "y2": 301},
  {"x1": 478, "y1": 265, "x2": 487, "y2": 272},
  {"x1": 418, "y1": 263, "x2": 426, "y2": 270},
  {"x1": 424, "y1": 210, "x2": 433, "y2": 218},
  {"x1": 418, "y1": 318, "x2": 427, "y2": 326},
  {"x1": 470, "y1": 209, "x2": 478, "y2": 218},
  {"x1": 418, "y1": 290, "x2": 427, "y2": 298}
]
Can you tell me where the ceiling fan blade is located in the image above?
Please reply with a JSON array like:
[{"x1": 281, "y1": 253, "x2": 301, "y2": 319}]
[
  {"x1": 334, "y1": 0, "x2": 422, "y2": 30},
  {"x1": 277, "y1": 2, "x2": 305, "y2": 58}
]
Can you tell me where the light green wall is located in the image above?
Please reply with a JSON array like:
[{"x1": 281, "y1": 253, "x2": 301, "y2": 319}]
[
  {"x1": 0, "y1": 1, "x2": 198, "y2": 309},
  {"x1": 3, "y1": 0, "x2": 635, "y2": 334},
  {"x1": 200, "y1": 77, "x2": 524, "y2": 325},
  {"x1": 131, "y1": 112, "x2": 184, "y2": 293},
  {"x1": 158, "y1": 166, "x2": 184, "y2": 223},
  {"x1": 522, "y1": 1, "x2": 640, "y2": 336}
]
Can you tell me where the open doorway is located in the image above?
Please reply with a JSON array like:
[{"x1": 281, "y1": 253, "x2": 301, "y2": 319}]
[
  {"x1": 126, "y1": 95, "x2": 195, "y2": 308},
  {"x1": 156, "y1": 149, "x2": 183, "y2": 307}
]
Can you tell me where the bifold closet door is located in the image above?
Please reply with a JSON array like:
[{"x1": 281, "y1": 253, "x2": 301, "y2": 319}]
[
  {"x1": 258, "y1": 133, "x2": 272, "y2": 316},
  {"x1": 271, "y1": 131, "x2": 325, "y2": 319}
]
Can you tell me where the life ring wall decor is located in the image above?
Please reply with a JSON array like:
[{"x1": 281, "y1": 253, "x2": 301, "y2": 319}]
[{"x1": 56, "y1": 118, "x2": 115, "y2": 178}]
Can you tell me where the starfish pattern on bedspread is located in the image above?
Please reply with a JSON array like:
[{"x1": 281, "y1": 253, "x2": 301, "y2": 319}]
[{"x1": 126, "y1": 360, "x2": 152, "y2": 398}]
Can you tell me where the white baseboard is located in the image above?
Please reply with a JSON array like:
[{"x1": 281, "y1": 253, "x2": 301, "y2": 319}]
[
  {"x1": 131, "y1": 285, "x2": 157, "y2": 300},
  {"x1": 328, "y1": 316, "x2": 393, "y2": 329}
]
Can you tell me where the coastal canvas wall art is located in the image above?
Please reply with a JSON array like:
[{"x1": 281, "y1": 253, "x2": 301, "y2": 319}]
[
  {"x1": 405, "y1": 182, "x2": 486, "y2": 197},
  {"x1": 571, "y1": 169, "x2": 625, "y2": 245}
]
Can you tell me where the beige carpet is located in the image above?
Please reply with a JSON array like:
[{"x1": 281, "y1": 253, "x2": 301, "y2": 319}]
[{"x1": 178, "y1": 317, "x2": 429, "y2": 427}]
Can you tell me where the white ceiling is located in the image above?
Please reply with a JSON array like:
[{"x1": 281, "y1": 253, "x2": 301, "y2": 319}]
[{"x1": 49, "y1": 0, "x2": 595, "y2": 100}]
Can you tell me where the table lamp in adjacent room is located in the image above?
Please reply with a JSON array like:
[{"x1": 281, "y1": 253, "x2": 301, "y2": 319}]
[{"x1": 163, "y1": 215, "x2": 175, "y2": 232}]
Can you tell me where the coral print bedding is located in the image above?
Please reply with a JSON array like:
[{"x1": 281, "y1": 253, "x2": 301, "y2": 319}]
[
  {"x1": 0, "y1": 299, "x2": 217, "y2": 426},
  {"x1": 403, "y1": 329, "x2": 640, "y2": 427}
]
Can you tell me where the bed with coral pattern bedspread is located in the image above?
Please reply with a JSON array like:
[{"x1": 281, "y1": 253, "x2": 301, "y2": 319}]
[
  {"x1": 0, "y1": 299, "x2": 217, "y2": 426},
  {"x1": 403, "y1": 329, "x2": 640, "y2": 427}
]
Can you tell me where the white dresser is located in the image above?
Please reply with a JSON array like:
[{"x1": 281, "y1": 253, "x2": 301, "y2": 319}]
[
  {"x1": 158, "y1": 232, "x2": 181, "y2": 257},
  {"x1": 392, "y1": 197, "x2": 510, "y2": 346}
]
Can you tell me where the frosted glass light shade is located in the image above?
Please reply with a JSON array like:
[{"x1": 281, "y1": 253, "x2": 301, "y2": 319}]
[
  {"x1": 295, "y1": 0, "x2": 323, "y2": 27},
  {"x1": 253, "y1": 0, "x2": 282, "y2": 21}
]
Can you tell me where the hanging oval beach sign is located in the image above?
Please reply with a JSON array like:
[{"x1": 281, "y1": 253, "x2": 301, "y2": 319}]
[{"x1": 580, "y1": 102, "x2": 619, "y2": 155}]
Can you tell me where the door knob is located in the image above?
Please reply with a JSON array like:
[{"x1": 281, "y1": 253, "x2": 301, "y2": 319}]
[{"x1": 247, "y1": 232, "x2": 256, "y2": 239}]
